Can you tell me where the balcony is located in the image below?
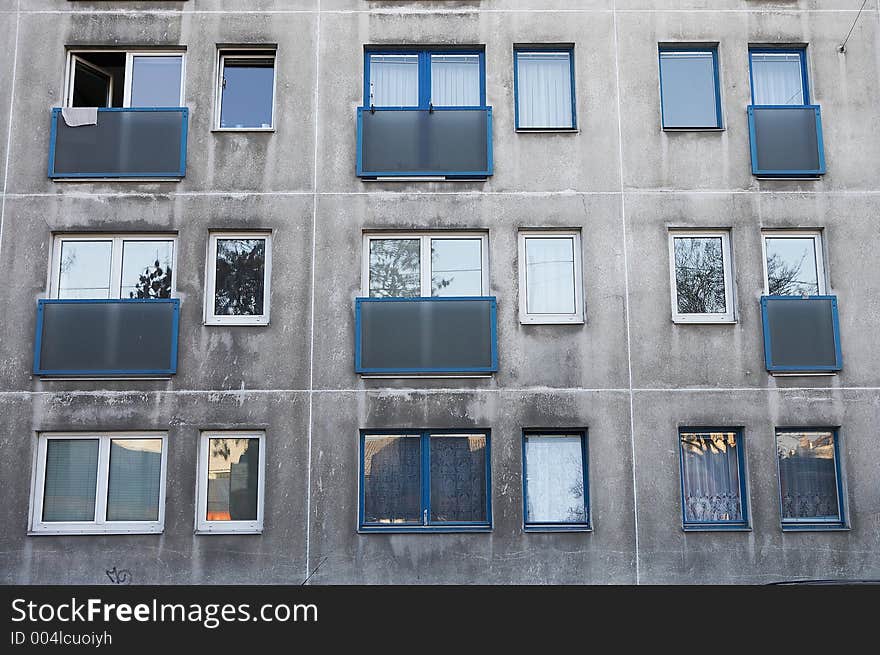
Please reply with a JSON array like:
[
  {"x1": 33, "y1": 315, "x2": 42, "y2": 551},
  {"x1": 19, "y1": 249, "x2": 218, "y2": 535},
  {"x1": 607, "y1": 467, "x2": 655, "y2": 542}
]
[
  {"x1": 355, "y1": 297, "x2": 497, "y2": 375},
  {"x1": 747, "y1": 105, "x2": 825, "y2": 177},
  {"x1": 356, "y1": 107, "x2": 493, "y2": 180},
  {"x1": 49, "y1": 108, "x2": 188, "y2": 179},
  {"x1": 761, "y1": 296, "x2": 841, "y2": 373},
  {"x1": 34, "y1": 299, "x2": 180, "y2": 376}
]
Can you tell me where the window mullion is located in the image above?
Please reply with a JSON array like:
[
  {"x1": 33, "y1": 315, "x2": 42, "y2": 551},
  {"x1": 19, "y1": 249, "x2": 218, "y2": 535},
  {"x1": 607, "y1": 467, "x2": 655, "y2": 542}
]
[
  {"x1": 94, "y1": 437, "x2": 110, "y2": 524},
  {"x1": 110, "y1": 238, "x2": 124, "y2": 299},
  {"x1": 420, "y1": 51, "x2": 430, "y2": 109},
  {"x1": 421, "y1": 235, "x2": 432, "y2": 297},
  {"x1": 421, "y1": 432, "x2": 431, "y2": 526}
]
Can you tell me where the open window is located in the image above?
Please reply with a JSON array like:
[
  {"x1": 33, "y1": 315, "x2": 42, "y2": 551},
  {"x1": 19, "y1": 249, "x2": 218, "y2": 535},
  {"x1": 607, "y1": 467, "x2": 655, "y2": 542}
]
[{"x1": 65, "y1": 50, "x2": 185, "y2": 108}]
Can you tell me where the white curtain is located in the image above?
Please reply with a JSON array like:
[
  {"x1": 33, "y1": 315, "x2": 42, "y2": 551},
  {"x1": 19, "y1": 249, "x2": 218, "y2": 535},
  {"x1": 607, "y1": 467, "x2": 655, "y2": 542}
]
[
  {"x1": 516, "y1": 52, "x2": 573, "y2": 128},
  {"x1": 369, "y1": 55, "x2": 419, "y2": 106},
  {"x1": 751, "y1": 53, "x2": 804, "y2": 105},
  {"x1": 525, "y1": 237, "x2": 576, "y2": 315},
  {"x1": 525, "y1": 436, "x2": 586, "y2": 524},
  {"x1": 680, "y1": 433, "x2": 743, "y2": 522},
  {"x1": 431, "y1": 54, "x2": 480, "y2": 106}
]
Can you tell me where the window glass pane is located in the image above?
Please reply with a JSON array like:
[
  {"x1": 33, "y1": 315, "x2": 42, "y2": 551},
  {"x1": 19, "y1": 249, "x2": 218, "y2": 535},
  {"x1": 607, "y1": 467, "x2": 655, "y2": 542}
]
[
  {"x1": 751, "y1": 52, "x2": 805, "y2": 105},
  {"x1": 362, "y1": 435, "x2": 421, "y2": 524},
  {"x1": 130, "y1": 55, "x2": 183, "y2": 107},
  {"x1": 680, "y1": 431, "x2": 743, "y2": 523},
  {"x1": 525, "y1": 237, "x2": 576, "y2": 314},
  {"x1": 429, "y1": 434, "x2": 487, "y2": 523},
  {"x1": 524, "y1": 435, "x2": 586, "y2": 524},
  {"x1": 368, "y1": 238, "x2": 421, "y2": 297},
  {"x1": 673, "y1": 236, "x2": 727, "y2": 314},
  {"x1": 58, "y1": 240, "x2": 113, "y2": 299},
  {"x1": 72, "y1": 59, "x2": 112, "y2": 108},
  {"x1": 206, "y1": 437, "x2": 260, "y2": 521},
  {"x1": 777, "y1": 430, "x2": 840, "y2": 521},
  {"x1": 220, "y1": 57, "x2": 275, "y2": 128},
  {"x1": 431, "y1": 238, "x2": 482, "y2": 296},
  {"x1": 659, "y1": 51, "x2": 718, "y2": 128},
  {"x1": 516, "y1": 51, "x2": 573, "y2": 128},
  {"x1": 369, "y1": 54, "x2": 419, "y2": 107},
  {"x1": 431, "y1": 54, "x2": 480, "y2": 106},
  {"x1": 764, "y1": 236, "x2": 820, "y2": 296},
  {"x1": 106, "y1": 439, "x2": 162, "y2": 522},
  {"x1": 214, "y1": 238, "x2": 267, "y2": 316},
  {"x1": 120, "y1": 240, "x2": 174, "y2": 299},
  {"x1": 42, "y1": 439, "x2": 99, "y2": 522}
]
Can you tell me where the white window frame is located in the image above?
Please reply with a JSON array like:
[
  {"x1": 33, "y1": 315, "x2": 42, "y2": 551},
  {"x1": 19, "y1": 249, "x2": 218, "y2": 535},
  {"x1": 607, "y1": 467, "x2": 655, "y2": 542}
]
[
  {"x1": 64, "y1": 49, "x2": 186, "y2": 108},
  {"x1": 361, "y1": 232, "x2": 490, "y2": 297},
  {"x1": 517, "y1": 230, "x2": 584, "y2": 324},
  {"x1": 760, "y1": 230, "x2": 826, "y2": 296},
  {"x1": 667, "y1": 229, "x2": 736, "y2": 324},
  {"x1": 204, "y1": 231, "x2": 273, "y2": 326},
  {"x1": 29, "y1": 432, "x2": 168, "y2": 535},
  {"x1": 214, "y1": 49, "x2": 277, "y2": 131},
  {"x1": 196, "y1": 431, "x2": 266, "y2": 534},
  {"x1": 49, "y1": 233, "x2": 178, "y2": 299}
]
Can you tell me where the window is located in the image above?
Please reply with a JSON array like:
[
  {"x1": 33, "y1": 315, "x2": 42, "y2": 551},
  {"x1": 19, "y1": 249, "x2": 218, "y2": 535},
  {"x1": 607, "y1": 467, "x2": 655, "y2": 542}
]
[
  {"x1": 215, "y1": 49, "x2": 276, "y2": 130},
  {"x1": 678, "y1": 429, "x2": 749, "y2": 530},
  {"x1": 749, "y1": 49, "x2": 809, "y2": 105},
  {"x1": 204, "y1": 232, "x2": 271, "y2": 325},
  {"x1": 667, "y1": 230, "x2": 735, "y2": 323},
  {"x1": 51, "y1": 234, "x2": 176, "y2": 299},
  {"x1": 30, "y1": 432, "x2": 167, "y2": 534},
  {"x1": 359, "y1": 430, "x2": 491, "y2": 532},
  {"x1": 196, "y1": 432, "x2": 265, "y2": 533},
  {"x1": 365, "y1": 49, "x2": 486, "y2": 108},
  {"x1": 363, "y1": 233, "x2": 488, "y2": 297},
  {"x1": 518, "y1": 231, "x2": 583, "y2": 324},
  {"x1": 514, "y1": 47, "x2": 576, "y2": 130},
  {"x1": 761, "y1": 231, "x2": 825, "y2": 296},
  {"x1": 776, "y1": 429, "x2": 846, "y2": 530},
  {"x1": 522, "y1": 431, "x2": 589, "y2": 531},
  {"x1": 658, "y1": 46, "x2": 722, "y2": 129},
  {"x1": 66, "y1": 51, "x2": 185, "y2": 108}
]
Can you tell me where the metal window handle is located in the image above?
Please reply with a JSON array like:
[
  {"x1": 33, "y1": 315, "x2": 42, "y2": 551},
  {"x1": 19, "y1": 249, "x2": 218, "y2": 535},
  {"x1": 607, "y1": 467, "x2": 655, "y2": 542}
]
[
  {"x1": 429, "y1": 102, "x2": 434, "y2": 114},
  {"x1": 221, "y1": 77, "x2": 227, "y2": 89},
  {"x1": 423, "y1": 509, "x2": 428, "y2": 525}
]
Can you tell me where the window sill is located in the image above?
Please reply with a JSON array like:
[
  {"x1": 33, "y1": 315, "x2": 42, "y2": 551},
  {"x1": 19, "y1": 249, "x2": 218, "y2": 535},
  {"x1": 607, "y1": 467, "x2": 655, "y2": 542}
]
[
  {"x1": 52, "y1": 178, "x2": 182, "y2": 183},
  {"x1": 195, "y1": 528, "x2": 263, "y2": 535},
  {"x1": 682, "y1": 524, "x2": 751, "y2": 532},
  {"x1": 524, "y1": 525, "x2": 592, "y2": 533},
  {"x1": 768, "y1": 371, "x2": 839, "y2": 377},
  {"x1": 37, "y1": 376, "x2": 173, "y2": 381},
  {"x1": 358, "y1": 526, "x2": 492, "y2": 534},
  {"x1": 212, "y1": 128, "x2": 275, "y2": 133},
  {"x1": 515, "y1": 128, "x2": 579, "y2": 134},
  {"x1": 29, "y1": 527, "x2": 164, "y2": 536},
  {"x1": 520, "y1": 317, "x2": 584, "y2": 326},
  {"x1": 204, "y1": 320, "x2": 270, "y2": 327},
  {"x1": 362, "y1": 176, "x2": 490, "y2": 182},
  {"x1": 780, "y1": 523, "x2": 849, "y2": 532},
  {"x1": 663, "y1": 127, "x2": 724, "y2": 132},
  {"x1": 672, "y1": 317, "x2": 737, "y2": 325},
  {"x1": 360, "y1": 374, "x2": 494, "y2": 379}
]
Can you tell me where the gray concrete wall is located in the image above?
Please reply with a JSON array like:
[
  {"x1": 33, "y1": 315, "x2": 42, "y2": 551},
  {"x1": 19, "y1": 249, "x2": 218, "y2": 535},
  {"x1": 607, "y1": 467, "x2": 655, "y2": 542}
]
[{"x1": 0, "y1": 0, "x2": 878, "y2": 584}]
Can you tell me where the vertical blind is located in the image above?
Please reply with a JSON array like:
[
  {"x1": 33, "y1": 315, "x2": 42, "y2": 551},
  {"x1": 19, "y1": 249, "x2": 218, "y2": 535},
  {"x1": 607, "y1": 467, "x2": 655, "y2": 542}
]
[
  {"x1": 659, "y1": 51, "x2": 718, "y2": 128},
  {"x1": 431, "y1": 54, "x2": 481, "y2": 106},
  {"x1": 525, "y1": 237, "x2": 576, "y2": 314},
  {"x1": 42, "y1": 439, "x2": 99, "y2": 522},
  {"x1": 106, "y1": 439, "x2": 162, "y2": 521},
  {"x1": 516, "y1": 51, "x2": 573, "y2": 128},
  {"x1": 369, "y1": 54, "x2": 419, "y2": 106},
  {"x1": 751, "y1": 52, "x2": 805, "y2": 105}
]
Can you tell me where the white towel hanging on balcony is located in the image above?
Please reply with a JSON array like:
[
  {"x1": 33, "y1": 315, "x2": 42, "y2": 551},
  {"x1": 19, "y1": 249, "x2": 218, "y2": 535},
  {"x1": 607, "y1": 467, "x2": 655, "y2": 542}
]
[{"x1": 61, "y1": 107, "x2": 98, "y2": 127}]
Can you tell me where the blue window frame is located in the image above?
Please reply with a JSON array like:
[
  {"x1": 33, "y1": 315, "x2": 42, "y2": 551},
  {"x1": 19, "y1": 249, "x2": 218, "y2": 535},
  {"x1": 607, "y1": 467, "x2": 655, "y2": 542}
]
[
  {"x1": 776, "y1": 428, "x2": 847, "y2": 531},
  {"x1": 748, "y1": 48, "x2": 809, "y2": 105},
  {"x1": 364, "y1": 48, "x2": 487, "y2": 109},
  {"x1": 658, "y1": 46, "x2": 722, "y2": 129},
  {"x1": 522, "y1": 430, "x2": 589, "y2": 532},
  {"x1": 678, "y1": 428, "x2": 749, "y2": 531},
  {"x1": 359, "y1": 430, "x2": 491, "y2": 533},
  {"x1": 513, "y1": 46, "x2": 577, "y2": 130}
]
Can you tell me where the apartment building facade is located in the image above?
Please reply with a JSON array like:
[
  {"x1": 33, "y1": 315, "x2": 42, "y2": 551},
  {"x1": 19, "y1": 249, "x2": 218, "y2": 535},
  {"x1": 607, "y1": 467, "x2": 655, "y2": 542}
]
[{"x1": 0, "y1": 0, "x2": 878, "y2": 584}]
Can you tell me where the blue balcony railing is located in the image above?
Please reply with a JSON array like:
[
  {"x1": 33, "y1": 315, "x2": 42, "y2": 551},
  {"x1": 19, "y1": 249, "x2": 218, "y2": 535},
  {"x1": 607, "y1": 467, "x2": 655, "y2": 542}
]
[
  {"x1": 34, "y1": 299, "x2": 180, "y2": 376},
  {"x1": 761, "y1": 296, "x2": 841, "y2": 373},
  {"x1": 356, "y1": 107, "x2": 493, "y2": 179},
  {"x1": 748, "y1": 105, "x2": 825, "y2": 177},
  {"x1": 355, "y1": 297, "x2": 498, "y2": 374},
  {"x1": 48, "y1": 107, "x2": 188, "y2": 179}
]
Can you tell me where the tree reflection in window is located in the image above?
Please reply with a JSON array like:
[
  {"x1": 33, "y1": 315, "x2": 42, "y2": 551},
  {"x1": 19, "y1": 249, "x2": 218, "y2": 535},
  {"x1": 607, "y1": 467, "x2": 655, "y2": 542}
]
[
  {"x1": 673, "y1": 236, "x2": 726, "y2": 314},
  {"x1": 214, "y1": 238, "x2": 266, "y2": 315},
  {"x1": 369, "y1": 238, "x2": 420, "y2": 297},
  {"x1": 765, "y1": 237, "x2": 820, "y2": 296},
  {"x1": 206, "y1": 437, "x2": 260, "y2": 521}
]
